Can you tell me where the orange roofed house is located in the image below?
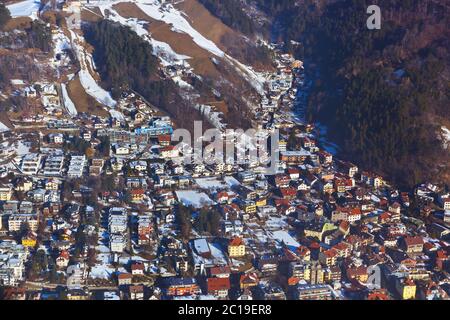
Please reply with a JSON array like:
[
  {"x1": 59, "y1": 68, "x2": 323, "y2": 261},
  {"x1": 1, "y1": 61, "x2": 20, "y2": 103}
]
[
  {"x1": 240, "y1": 273, "x2": 259, "y2": 290},
  {"x1": 228, "y1": 237, "x2": 246, "y2": 258}
]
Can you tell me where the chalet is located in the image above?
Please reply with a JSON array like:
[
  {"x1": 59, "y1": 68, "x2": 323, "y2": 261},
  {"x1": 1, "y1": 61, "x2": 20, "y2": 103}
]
[
  {"x1": 339, "y1": 162, "x2": 358, "y2": 178},
  {"x1": 402, "y1": 236, "x2": 424, "y2": 254},
  {"x1": 130, "y1": 161, "x2": 147, "y2": 172},
  {"x1": 117, "y1": 273, "x2": 133, "y2": 286},
  {"x1": 21, "y1": 232, "x2": 37, "y2": 248},
  {"x1": 207, "y1": 277, "x2": 230, "y2": 298},
  {"x1": 389, "y1": 202, "x2": 401, "y2": 215},
  {"x1": 113, "y1": 144, "x2": 130, "y2": 155},
  {"x1": 322, "y1": 181, "x2": 334, "y2": 194},
  {"x1": 396, "y1": 278, "x2": 416, "y2": 300},
  {"x1": 131, "y1": 262, "x2": 145, "y2": 276},
  {"x1": 318, "y1": 150, "x2": 333, "y2": 164},
  {"x1": 160, "y1": 146, "x2": 179, "y2": 159},
  {"x1": 279, "y1": 187, "x2": 297, "y2": 200},
  {"x1": 228, "y1": 237, "x2": 246, "y2": 258},
  {"x1": 215, "y1": 191, "x2": 230, "y2": 204},
  {"x1": 280, "y1": 150, "x2": 310, "y2": 164},
  {"x1": 274, "y1": 174, "x2": 291, "y2": 188},
  {"x1": 130, "y1": 189, "x2": 145, "y2": 203}
]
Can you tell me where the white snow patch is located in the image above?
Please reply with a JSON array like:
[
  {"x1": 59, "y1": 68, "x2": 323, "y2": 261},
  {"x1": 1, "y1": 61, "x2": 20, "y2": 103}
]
[
  {"x1": 0, "y1": 121, "x2": 10, "y2": 132},
  {"x1": 270, "y1": 230, "x2": 300, "y2": 250},
  {"x1": 6, "y1": 0, "x2": 41, "y2": 20},
  {"x1": 61, "y1": 84, "x2": 78, "y2": 116},
  {"x1": 195, "y1": 177, "x2": 226, "y2": 191},
  {"x1": 175, "y1": 190, "x2": 215, "y2": 208},
  {"x1": 441, "y1": 126, "x2": 450, "y2": 150},
  {"x1": 69, "y1": 30, "x2": 117, "y2": 108},
  {"x1": 135, "y1": 0, "x2": 225, "y2": 57},
  {"x1": 109, "y1": 109, "x2": 125, "y2": 122}
]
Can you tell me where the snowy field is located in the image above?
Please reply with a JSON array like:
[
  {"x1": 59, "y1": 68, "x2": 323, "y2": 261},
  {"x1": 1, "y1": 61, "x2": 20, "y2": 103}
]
[
  {"x1": 224, "y1": 176, "x2": 241, "y2": 188},
  {"x1": 270, "y1": 230, "x2": 300, "y2": 251},
  {"x1": 61, "y1": 84, "x2": 78, "y2": 116},
  {"x1": 69, "y1": 30, "x2": 117, "y2": 108},
  {"x1": 135, "y1": 0, "x2": 225, "y2": 57},
  {"x1": 109, "y1": 109, "x2": 125, "y2": 122},
  {"x1": 175, "y1": 190, "x2": 215, "y2": 208},
  {"x1": 194, "y1": 177, "x2": 227, "y2": 191},
  {"x1": 6, "y1": 0, "x2": 41, "y2": 20}
]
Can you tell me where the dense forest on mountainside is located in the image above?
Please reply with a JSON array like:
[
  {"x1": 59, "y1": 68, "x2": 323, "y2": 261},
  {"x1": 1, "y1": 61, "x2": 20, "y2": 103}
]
[
  {"x1": 198, "y1": 0, "x2": 255, "y2": 35},
  {"x1": 83, "y1": 20, "x2": 205, "y2": 131},
  {"x1": 27, "y1": 21, "x2": 52, "y2": 52},
  {"x1": 282, "y1": 0, "x2": 449, "y2": 187},
  {"x1": 205, "y1": 0, "x2": 449, "y2": 187}
]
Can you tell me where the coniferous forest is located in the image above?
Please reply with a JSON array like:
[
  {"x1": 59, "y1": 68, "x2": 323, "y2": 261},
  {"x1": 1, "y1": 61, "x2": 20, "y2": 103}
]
[
  {"x1": 83, "y1": 20, "x2": 205, "y2": 131},
  {"x1": 202, "y1": 0, "x2": 449, "y2": 187}
]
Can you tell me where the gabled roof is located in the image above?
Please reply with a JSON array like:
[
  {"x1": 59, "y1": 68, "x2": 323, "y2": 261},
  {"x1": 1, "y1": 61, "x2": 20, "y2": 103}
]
[
  {"x1": 404, "y1": 236, "x2": 424, "y2": 247},
  {"x1": 229, "y1": 237, "x2": 244, "y2": 247}
]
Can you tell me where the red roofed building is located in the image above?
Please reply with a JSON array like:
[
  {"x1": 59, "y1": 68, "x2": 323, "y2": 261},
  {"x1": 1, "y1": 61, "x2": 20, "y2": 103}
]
[
  {"x1": 287, "y1": 168, "x2": 300, "y2": 180},
  {"x1": 131, "y1": 262, "x2": 145, "y2": 275},
  {"x1": 158, "y1": 135, "x2": 171, "y2": 147},
  {"x1": 279, "y1": 187, "x2": 297, "y2": 200},
  {"x1": 319, "y1": 248, "x2": 338, "y2": 266},
  {"x1": 118, "y1": 273, "x2": 133, "y2": 286},
  {"x1": 130, "y1": 188, "x2": 145, "y2": 202},
  {"x1": 275, "y1": 175, "x2": 291, "y2": 188},
  {"x1": 207, "y1": 277, "x2": 231, "y2": 298},
  {"x1": 297, "y1": 245, "x2": 311, "y2": 261},
  {"x1": 56, "y1": 250, "x2": 70, "y2": 268},
  {"x1": 403, "y1": 236, "x2": 424, "y2": 254},
  {"x1": 216, "y1": 191, "x2": 230, "y2": 204},
  {"x1": 367, "y1": 289, "x2": 391, "y2": 300}
]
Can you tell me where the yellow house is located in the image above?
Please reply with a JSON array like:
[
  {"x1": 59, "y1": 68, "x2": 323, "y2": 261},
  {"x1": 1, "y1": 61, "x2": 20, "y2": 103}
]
[
  {"x1": 256, "y1": 198, "x2": 267, "y2": 207},
  {"x1": 304, "y1": 223, "x2": 337, "y2": 241},
  {"x1": 66, "y1": 290, "x2": 90, "y2": 300},
  {"x1": 22, "y1": 232, "x2": 37, "y2": 248},
  {"x1": 22, "y1": 237, "x2": 37, "y2": 248},
  {"x1": 397, "y1": 279, "x2": 416, "y2": 300},
  {"x1": 0, "y1": 186, "x2": 12, "y2": 201},
  {"x1": 228, "y1": 237, "x2": 246, "y2": 258},
  {"x1": 130, "y1": 189, "x2": 145, "y2": 203},
  {"x1": 374, "y1": 176, "x2": 384, "y2": 189},
  {"x1": 304, "y1": 228, "x2": 322, "y2": 240},
  {"x1": 243, "y1": 202, "x2": 256, "y2": 214}
]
